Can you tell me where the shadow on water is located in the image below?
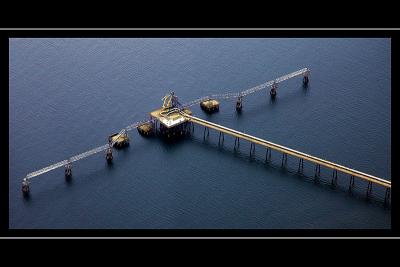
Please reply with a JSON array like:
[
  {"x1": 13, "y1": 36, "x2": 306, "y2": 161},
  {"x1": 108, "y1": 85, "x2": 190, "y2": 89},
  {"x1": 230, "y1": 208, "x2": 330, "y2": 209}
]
[
  {"x1": 65, "y1": 175, "x2": 73, "y2": 186},
  {"x1": 105, "y1": 161, "x2": 114, "y2": 170},
  {"x1": 302, "y1": 84, "x2": 310, "y2": 92},
  {"x1": 157, "y1": 135, "x2": 187, "y2": 146},
  {"x1": 22, "y1": 192, "x2": 31, "y2": 202},
  {"x1": 186, "y1": 131, "x2": 390, "y2": 210},
  {"x1": 235, "y1": 109, "x2": 242, "y2": 119}
]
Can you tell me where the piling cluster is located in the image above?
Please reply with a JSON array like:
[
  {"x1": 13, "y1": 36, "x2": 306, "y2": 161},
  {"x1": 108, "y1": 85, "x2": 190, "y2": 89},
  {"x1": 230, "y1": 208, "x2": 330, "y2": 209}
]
[
  {"x1": 106, "y1": 147, "x2": 113, "y2": 163},
  {"x1": 236, "y1": 96, "x2": 242, "y2": 111}
]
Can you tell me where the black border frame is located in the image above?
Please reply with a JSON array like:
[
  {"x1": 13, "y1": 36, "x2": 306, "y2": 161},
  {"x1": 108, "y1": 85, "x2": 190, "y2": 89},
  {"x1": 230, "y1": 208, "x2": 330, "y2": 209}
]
[{"x1": 2, "y1": 29, "x2": 398, "y2": 238}]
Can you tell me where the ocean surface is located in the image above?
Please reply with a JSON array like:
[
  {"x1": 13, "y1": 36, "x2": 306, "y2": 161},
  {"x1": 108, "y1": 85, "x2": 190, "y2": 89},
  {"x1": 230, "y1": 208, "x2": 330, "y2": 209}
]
[{"x1": 9, "y1": 38, "x2": 391, "y2": 229}]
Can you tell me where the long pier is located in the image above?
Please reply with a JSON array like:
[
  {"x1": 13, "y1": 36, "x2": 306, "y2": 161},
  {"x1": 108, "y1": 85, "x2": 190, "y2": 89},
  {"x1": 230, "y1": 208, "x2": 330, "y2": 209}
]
[
  {"x1": 20, "y1": 67, "x2": 391, "y2": 205},
  {"x1": 181, "y1": 112, "x2": 391, "y2": 196}
]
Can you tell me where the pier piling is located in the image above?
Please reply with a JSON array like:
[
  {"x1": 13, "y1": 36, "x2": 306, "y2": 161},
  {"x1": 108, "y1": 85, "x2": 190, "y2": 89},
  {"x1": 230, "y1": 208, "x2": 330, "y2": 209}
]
[
  {"x1": 366, "y1": 181, "x2": 373, "y2": 197},
  {"x1": 65, "y1": 162, "x2": 72, "y2": 179},
  {"x1": 281, "y1": 153, "x2": 287, "y2": 167},
  {"x1": 22, "y1": 178, "x2": 30, "y2": 196},
  {"x1": 385, "y1": 188, "x2": 391, "y2": 205},
  {"x1": 266, "y1": 148, "x2": 271, "y2": 162},
  {"x1": 314, "y1": 164, "x2": 321, "y2": 177},
  {"x1": 249, "y1": 143, "x2": 255, "y2": 156},
  {"x1": 331, "y1": 170, "x2": 338, "y2": 185},
  {"x1": 298, "y1": 158, "x2": 304, "y2": 173},
  {"x1": 106, "y1": 146, "x2": 113, "y2": 164},
  {"x1": 349, "y1": 175, "x2": 355, "y2": 191}
]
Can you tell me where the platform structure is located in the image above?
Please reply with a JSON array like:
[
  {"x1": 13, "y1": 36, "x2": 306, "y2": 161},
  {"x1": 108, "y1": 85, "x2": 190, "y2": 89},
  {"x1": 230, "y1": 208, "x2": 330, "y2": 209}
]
[
  {"x1": 20, "y1": 67, "x2": 391, "y2": 205},
  {"x1": 150, "y1": 107, "x2": 189, "y2": 129},
  {"x1": 149, "y1": 105, "x2": 193, "y2": 138}
]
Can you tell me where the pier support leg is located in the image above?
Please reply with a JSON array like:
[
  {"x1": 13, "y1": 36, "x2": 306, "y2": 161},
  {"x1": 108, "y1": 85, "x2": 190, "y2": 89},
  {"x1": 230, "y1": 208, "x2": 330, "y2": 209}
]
[
  {"x1": 249, "y1": 143, "x2": 255, "y2": 157},
  {"x1": 218, "y1": 132, "x2": 224, "y2": 146},
  {"x1": 303, "y1": 70, "x2": 310, "y2": 87},
  {"x1": 349, "y1": 175, "x2": 355, "y2": 191},
  {"x1": 314, "y1": 165, "x2": 318, "y2": 179},
  {"x1": 234, "y1": 137, "x2": 240, "y2": 150},
  {"x1": 270, "y1": 83, "x2": 278, "y2": 99},
  {"x1": 106, "y1": 146, "x2": 113, "y2": 164},
  {"x1": 22, "y1": 178, "x2": 30, "y2": 196},
  {"x1": 281, "y1": 153, "x2": 287, "y2": 167},
  {"x1": 385, "y1": 188, "x2": 391, "y2": 205},
  {"x1": 65, "y1": 162, "x2": 72, "y2": 179},
  {"x1": 236, "y1": 96, "x2": 243, "y2": 112},
  {"x1": 331, "y1": 170, "x2": 338, "y2": 185},
  {"x1": 303, "y1": 76, "x2": 309, "y2": 86},
  {"x1": 298, "y1": 158, "x2": 304, "y2": 173},
  {"x1": 265, "y1": 148, "x2": 272, "y2": 162},
  {"x1": 314, "y1": 164, "x2": 321, "y2": 178},
  {"x1": 366, "y1": 181, "x2": 373, "y2": 197}
]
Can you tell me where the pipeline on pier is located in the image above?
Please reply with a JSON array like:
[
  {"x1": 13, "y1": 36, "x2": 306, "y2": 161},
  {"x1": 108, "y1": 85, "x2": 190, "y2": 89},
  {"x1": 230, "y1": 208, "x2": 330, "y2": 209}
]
[{"x1": 180, "y1": 112, "x2": 391, "y2": 189}]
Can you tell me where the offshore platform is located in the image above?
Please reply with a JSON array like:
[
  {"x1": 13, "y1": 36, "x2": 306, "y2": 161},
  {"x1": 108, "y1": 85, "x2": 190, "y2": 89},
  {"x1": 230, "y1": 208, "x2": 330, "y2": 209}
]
[{"x1": 20, "y1": 68, "x2": 391, "y2": 205}]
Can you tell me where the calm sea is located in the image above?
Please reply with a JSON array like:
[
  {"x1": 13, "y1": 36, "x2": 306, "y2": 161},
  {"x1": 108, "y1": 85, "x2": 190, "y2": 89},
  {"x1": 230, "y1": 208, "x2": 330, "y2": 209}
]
[{"x1": 9, "y1": 38, "x2": 391, "y2": 229}]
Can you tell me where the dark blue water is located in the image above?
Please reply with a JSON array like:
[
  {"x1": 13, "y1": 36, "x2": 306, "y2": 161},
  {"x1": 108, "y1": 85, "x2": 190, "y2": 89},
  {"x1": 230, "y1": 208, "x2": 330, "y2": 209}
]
[{"x1": 9, "y1": 38, "x2": 391, "y2": 229}]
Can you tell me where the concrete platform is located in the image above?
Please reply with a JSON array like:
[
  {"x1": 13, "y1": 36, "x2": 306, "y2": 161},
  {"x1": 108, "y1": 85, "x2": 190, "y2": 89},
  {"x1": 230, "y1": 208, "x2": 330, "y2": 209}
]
[{"x1": 150, "y1": 107, "x2": 192, "y2": 128}]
